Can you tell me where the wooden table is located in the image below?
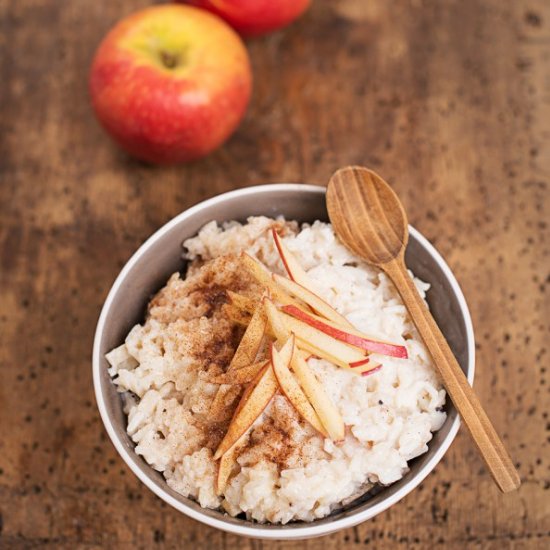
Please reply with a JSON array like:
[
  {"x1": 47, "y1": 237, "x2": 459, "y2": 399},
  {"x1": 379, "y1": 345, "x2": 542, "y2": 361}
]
[{"x1": 1, "y1": 1, "x2": 548, "y2": 548}]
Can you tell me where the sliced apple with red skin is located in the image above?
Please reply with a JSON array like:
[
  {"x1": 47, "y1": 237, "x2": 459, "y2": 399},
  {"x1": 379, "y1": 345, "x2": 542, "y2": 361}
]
[
  {"x1": 293, "y1": 338, "x2": 350, "y2": 371},
  {"x1": 206, "y1": 360, "x2": 268, "y2": 385},
  {"x1": 264, "y1": 301, "x2": 345, "y2": 439},
  {"x1": 272, "y1": 229, "x2": 344, "y2": 315},
  {"x1": 210, "y1": 302, "x2": 266, "y2": 417},
  {"x1": 271, "y1": 337, "x2": 327, "y2": 437},
  {"x1": 216, "y1": 434, "x2": 246, "y2": 495},
  {"x1": 240, "y1": 252, "x2": 304, "y2": 307},
  {"x1": 214, "y1": 361, "x2": 278, "y2": 459},
  {"x1": 349, "y1": 357, "x2": 371, "y2": 368},
  {"x1": 222, "y1": 303, "x2": 251, "y2": 326},
  {"x1": 271, "y1": 231, "x2": 398, "y2": 363},
  {"x1": 278, "y1": 310, "x2": 367, "y2": 365},
  {"x1": 349, "y1": 357, "x2": 382, "y2": 376},
  {"x1": 265, "y1": 297, "x2": 372, "y2": 372},
  {"x1": 290, "y1": 350, "x2": 345, "y2": 440},
  {"x1": 282, "y1": 304, "x2": 408, "y2": 359},
  {"x1": 214, "y1": 345, "x2": 293, "y2": 460},
  {"x1": 273, "y1": 272, "x2": 353, "y2": 328},
  {"x1": 209, "y1": 384, "x2": 243, "y2": 421},
  {"x1": 284, "y1": 305, "x2": 407, "y2": 358},
  {"x1": 264, "y1": 297, "x2": 290, "y2": 343},
  {"x1": 228, "y1": 302, "x2": 267, "y2": 370},
  {"x1": 265, "y1": 298, "x2": 352, "y2": 369},
  {"x1": 216, "y1": 447, "x2": 235, "y2": 494},
  {"x1": 360, "y1": 365, "x2": 382, "y2": 377},
  {"x1": 271, "y1": 229, "x2": 312, "y2": 286},
  {"x1": 232, "y1": 364, "x2": 264, "y2": 418},
  {"x1": 227, "y1": 290, "x2": 256, "y2": 315},
  {"x1": 295, "y1": 338, "x2": 376, "y2": 373}
]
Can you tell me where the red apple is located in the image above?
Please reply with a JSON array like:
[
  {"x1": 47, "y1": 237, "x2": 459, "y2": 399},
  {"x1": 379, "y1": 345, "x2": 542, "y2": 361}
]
[
  {"x1": 179, "y1": 0, "x2": 311, "y2": 37},
  {"x1": 89, "y1": 5, "x2": 252, "y2": 164}
]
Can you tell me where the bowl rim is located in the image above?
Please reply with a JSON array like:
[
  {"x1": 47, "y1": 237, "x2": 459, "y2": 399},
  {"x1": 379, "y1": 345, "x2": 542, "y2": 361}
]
[{"x1": 93, "y1": 183, "x2": 475, "y2": 539}]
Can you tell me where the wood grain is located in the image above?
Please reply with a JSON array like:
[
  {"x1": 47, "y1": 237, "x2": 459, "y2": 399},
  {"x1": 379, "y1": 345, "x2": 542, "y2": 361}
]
[
  {"x1": 1, "y1": 0, "x2": 549, "y2": 548},
  {"x1": 327, "y1": 166, "x2": 520, "y2": 493}
]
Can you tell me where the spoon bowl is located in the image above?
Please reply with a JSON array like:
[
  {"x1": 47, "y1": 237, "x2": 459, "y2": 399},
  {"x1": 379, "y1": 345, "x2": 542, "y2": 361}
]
[{"x1": 327, "y1": 166, "x2": 408, "y2": 264}]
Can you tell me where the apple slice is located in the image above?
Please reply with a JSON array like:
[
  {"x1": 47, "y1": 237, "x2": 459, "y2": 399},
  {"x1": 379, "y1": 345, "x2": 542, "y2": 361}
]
[
  {"x1": 265, "y1": 298, "x2": 371, "y2": 372},
  {"x1": 206, "y1": 360, "x2": 269, "y2": 385},
  {"x1": 222, "y1": 303, "x2": 251, "y2": 326},
  {"x1": 293, "y1": 338, "x2": 350, "y2": 370},
  {"x1": 271, "y1": 337, "x2": 328, "y2": 437},
  {"x1": 273, "y1": 272, "x2": 352, "y2": 328},
  {"x1": 275, "y1": 330, "x2": 295, "y2": 364},
  {"x1": 228, "y1": 302, "x2": 267, "y2": 370},
  {"x1": 271, "y1": 229, "x2": 311, "y2": 286},
  {"x1": 348, "y1": 356, "x2": 382, "y2": 375},
  {"x1": 210, "y1": 302, "x2": 267, "y2": 417},
  {"x1": 227, "y1": 291, "x2": 256, "y2": 315},
  {"x1": 291, "y1": 305, "x2": 404, "y2": 354},
  {"x1": 216, "y1": 433, "x2": 247, "y2": 495},
  {"x1": 262, "y1": 305, "x2": 345, "y2": 438},
  {"x1": 240, "y1": 252, "x2": 303, "y2": 307},
  {"x1": 278, "y1": 310, "x2": 366, "y2": 365},
  {"x1": 213, "y1": 362, "x2": 278, "y2": 460},
  {"x1": 216, "y1": 447, "x2": 237, "y2": 495},
  {"x1": 360, "y1": 364, "x2": 382, "y2": 377},
  {"x1": 349, "y1": 357, "x2": 371, "y2": 368},
  {"x1": 267, "y1": 298, "x2": 375, "y2": 374},
  {"x1": 209, "y1": 384, "x2": 242, "y2": 421},
  {"x1": 267, "y1": 299, "x2": 365, "y2": 365},
  {"x1": 294, "y1": 338, "x2": 376, "y2": 373},
  {"x1": 216, "y1": 345, "x2": 294, "y2": 495},
  {"x1": 232, "y1": 364, "x2": 265, "y2": 418},
  {"x1": 291, "y1": 350, "x2": 345, "y2": 441},
  {"x1": 266, "y1": 298, "x2": 338, "y2": 365},
  {"x1": 215, "y1": 341, "x2": 295, "y2": 477},
  {"x1": 264, "y1": 298, "x2": 291, "y2": 343},
  {"x1": 282, "y1": 304, "x2": 408, "y2": 359}
]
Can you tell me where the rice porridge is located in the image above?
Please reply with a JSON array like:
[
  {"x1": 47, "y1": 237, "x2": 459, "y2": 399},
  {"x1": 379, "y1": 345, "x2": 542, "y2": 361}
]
[{"x1": 106, "y1": 216, "x2": 446, "y2": 524}]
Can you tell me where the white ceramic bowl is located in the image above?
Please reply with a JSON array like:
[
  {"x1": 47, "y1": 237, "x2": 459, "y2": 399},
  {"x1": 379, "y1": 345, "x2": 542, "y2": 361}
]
[{"x1": 93, "y1": 184, "x2": 475, "y2": 540}]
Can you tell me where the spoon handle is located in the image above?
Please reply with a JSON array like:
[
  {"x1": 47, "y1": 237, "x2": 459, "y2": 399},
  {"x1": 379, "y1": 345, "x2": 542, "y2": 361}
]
[{"x1": 383, "y1": 256, "x2": 521, "y2": 493}]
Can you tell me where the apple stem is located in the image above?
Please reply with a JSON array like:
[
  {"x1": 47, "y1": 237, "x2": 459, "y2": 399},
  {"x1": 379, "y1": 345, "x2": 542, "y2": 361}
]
[{"x1": 160, "y1": 51, "x2": 179, "y2": 69}]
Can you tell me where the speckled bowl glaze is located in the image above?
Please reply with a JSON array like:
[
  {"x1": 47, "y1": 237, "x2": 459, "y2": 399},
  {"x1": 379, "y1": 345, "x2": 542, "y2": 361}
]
[{"x1": 93, "y1": 184, "x2": 475, "y2": 540}]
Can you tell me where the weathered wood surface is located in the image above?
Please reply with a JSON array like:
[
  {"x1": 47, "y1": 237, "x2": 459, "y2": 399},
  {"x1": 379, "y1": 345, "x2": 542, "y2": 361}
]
[{"x1": 0, "y1": 0, "x2": 548, "y2": 548}]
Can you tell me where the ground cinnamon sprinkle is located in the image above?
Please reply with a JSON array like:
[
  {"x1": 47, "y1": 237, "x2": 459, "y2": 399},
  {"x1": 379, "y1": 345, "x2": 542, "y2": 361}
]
[{"x1": 148, "y1": 251, "x2": 311, "y2": 469}]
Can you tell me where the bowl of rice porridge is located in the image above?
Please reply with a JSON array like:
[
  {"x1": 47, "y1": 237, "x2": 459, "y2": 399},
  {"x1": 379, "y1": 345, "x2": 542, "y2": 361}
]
[{"x1": 93, "y1": 183, "x2": 475, "y2": 539}]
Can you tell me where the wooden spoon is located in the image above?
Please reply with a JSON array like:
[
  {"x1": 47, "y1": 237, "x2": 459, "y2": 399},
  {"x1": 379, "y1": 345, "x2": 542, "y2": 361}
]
[{"x1": 326, "y1": 166, "x2": 520, "y2": 493}]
